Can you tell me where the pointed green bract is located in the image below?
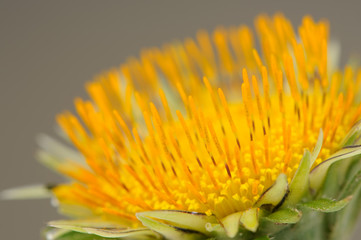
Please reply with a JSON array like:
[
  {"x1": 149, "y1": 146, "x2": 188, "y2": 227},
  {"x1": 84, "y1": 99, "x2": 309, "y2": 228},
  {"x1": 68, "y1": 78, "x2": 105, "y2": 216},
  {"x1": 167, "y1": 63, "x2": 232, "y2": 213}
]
[
  {"x1": 310, "y1": 145, "x2": 361, "y2": 191},
  {"x1": 311, "y1": 130, "x2": 324, "y2": 165},
  {"x1": 283, "y1": 150, "x2": 311, "y2": 206},
  {"x1": 341, "y1": 121, "x2": 361, "y2": 147},
  {"x1": 283, "y1": 132, "x2": 323, "y2": 206},
  {"x1": 220, "y1": 208, "x2": 259, "y2": 237},
  {"x1": 239, "y1": 208, "x2": 259, "y2": 233},
  {"x1": 135, "y1": 210, "x2": 217, "y2": 235},
  {"x1": 254, "y1": 173, "x2": 288, "y2": 208},
  {"x1": 317, "y1": 159, "x2": 350, "y2": 199},
  {"x1": 136, "y1": 212, "x2": 204, "y2": 240},
  {"x1": 263, "y1": 208, "x2": 302, "y2": 224},
  {"x1": 299, "y1": 197, "x2": 351, "y2": 213},
  {"x1": 48, "y1": 219, "x2": 157, "y2": 238},
  {"x1": 49, "y1": 231, "x2": 107, "y2": 240},
  {"x1": 221, "y1": 211, "x2": 243, "y2": 238}
]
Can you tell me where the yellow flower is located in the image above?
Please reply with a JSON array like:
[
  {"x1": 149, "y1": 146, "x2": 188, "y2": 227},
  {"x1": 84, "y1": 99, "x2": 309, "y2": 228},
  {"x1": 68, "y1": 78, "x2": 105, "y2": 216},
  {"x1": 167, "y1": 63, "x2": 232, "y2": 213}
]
[{"x1": 4, "y1": 13, "x2": 361, "y2": 240}]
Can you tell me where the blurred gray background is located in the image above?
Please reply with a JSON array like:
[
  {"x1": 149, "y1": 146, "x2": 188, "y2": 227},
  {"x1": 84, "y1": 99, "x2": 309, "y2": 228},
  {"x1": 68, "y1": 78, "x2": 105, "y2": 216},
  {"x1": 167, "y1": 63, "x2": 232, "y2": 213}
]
[{"x1": 1, "y1": 1, "x2": 361, "y2": 239}]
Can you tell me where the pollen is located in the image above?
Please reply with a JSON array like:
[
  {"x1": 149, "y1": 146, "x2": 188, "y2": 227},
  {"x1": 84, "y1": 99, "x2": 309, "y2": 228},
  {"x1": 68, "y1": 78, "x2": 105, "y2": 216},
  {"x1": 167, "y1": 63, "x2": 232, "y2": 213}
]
[{"x1": 51, "y1": 14, "x2": 361, "y2": 224}]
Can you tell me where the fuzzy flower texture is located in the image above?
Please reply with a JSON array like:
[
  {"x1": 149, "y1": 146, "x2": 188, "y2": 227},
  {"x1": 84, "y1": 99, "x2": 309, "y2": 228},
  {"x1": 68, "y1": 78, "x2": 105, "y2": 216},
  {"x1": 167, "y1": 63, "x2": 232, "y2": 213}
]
[{"x1": 6, "y1": 14, "x2": 361, "y2": 240}]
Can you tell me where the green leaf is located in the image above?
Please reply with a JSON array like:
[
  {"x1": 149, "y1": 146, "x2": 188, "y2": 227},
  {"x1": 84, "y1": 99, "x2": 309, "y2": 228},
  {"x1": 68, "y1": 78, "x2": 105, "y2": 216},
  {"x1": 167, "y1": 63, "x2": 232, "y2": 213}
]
[
  {"x1": 269, "y1": 208, "x2": 326, "y2": 240},
  {"x1": 309, "y1": 145, "x2": 361, "y2": 192},
  {"x1": 135, "y1": 210, "x2": 217, "y2": 235},
  {"x1": 283, "y1": 150, "x2": 311, "y2": 206},
  {"x1": 254, "y1": 173, "x2": 288, "y2": 208},
  {"x1": 299, "y1": 197, "x2": 351, "y2": 213},
  {"x1": 263, "y1": 208, "x2": 302, "y2": 224},
  {"x1": 48, "y1": 219, "x2": 157, "y2": 239},
  {"x1": 136, "y1": 211, "x2": 205, "y2": 240}
]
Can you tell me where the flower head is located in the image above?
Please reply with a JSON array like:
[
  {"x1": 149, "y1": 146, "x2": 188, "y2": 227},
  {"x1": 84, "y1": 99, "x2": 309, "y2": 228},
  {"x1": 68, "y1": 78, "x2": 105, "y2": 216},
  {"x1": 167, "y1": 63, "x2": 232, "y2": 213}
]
[{"x1": 6, "y1": 13, "x2": 361, "y2": 240}]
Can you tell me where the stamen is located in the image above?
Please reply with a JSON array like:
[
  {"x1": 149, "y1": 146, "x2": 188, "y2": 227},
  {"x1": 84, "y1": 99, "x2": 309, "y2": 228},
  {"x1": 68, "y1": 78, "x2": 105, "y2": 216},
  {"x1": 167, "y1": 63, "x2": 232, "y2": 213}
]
[
  {"x1": 234, "y1": 146, "x2": 243, "y2": 179},
  {"x1": 159, "y1": 89, "x2": 174, "y2": 122},
  {"x1": 207, "y1": 119, "x2": 224, "y2": 157},
  {"x1": 218, "y1": 88, "x2": 239, "y2": 144}
]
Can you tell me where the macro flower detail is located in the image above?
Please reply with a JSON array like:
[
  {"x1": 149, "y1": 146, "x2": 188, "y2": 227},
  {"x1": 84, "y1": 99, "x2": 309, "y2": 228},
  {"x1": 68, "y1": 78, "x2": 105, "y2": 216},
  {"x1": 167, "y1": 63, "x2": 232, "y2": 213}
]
[{"x1": 4, "y1": 13, "x2": 361, "y2": 240}]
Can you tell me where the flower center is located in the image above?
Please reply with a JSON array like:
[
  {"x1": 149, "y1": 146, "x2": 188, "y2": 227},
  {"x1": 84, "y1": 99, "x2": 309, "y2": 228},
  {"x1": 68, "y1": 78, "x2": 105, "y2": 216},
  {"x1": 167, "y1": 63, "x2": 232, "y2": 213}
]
[{"x1": 50, "y1": 14, "x2": 361, "y2": 225}]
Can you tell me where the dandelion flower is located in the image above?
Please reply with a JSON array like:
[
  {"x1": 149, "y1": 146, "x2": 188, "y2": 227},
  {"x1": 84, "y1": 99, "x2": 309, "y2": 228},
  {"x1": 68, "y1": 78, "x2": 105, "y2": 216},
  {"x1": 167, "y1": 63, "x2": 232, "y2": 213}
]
[{"x1": 4, "y1": 13, "x2": 361, "y2": 240}]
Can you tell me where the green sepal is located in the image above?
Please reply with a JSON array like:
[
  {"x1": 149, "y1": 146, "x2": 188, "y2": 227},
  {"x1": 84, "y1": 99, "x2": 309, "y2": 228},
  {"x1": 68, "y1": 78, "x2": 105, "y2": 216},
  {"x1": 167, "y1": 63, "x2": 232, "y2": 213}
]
[
  {"x1": 136, "y1": 211, "x2": 205, "y2": 240},
  {"x1": 45, "y1": 230, "x2": 154, "y2": 240},
  {"x1": 299, "y1": 197, "x2": 351, "y2": 213},
  {"x1": 269, "y1": 207, "x2": 326, "y2": 240},
  {"x1": 48, "y1": 219, "x2": 157, "y2": 239},
  {"x1": 135, "y1": 210, "x2": 217, "y2": 235},
  {"x1": 220, "y1": 211, "x2": 243, "y2": 238},
  {"x1": 254, "y1": 173, "x2": 288, "y2": 208},
  {"x1": 220, "y1": 209, "x2": 259, "y2": 239},
  {"x1": 309, "y1": 145, "x2": 361, "y2": 192},
  {"x1": 52, "y1": 232, "x2": 105, "y2": 240},
  {"x1": 284, "y1": 131, "x2": 322, "y2": 205},
  {"x1": 45, "y1": 229, "x2": 108, "y2": 240},
  {"x1": 341, "y1": 120, "x2": 361, "y2": 147},
  {"x1": 203, "y1": 223, "x2": 226, "y2": 238},
  {"x1": 316, "y1": 160, "x2": 348, "y2": 199},
  {"x1": 311, "y1": 129, "x2": 324, "y2": 165},
  {"x1": 239, "y1": 208, "x2": 259, "y2": 232},
  {"x1": 283, "y1": 150, "x2": 311, "y2": 206},
  {"x1": 262, "y1": 208, "x2": 302, "y2": 224}
]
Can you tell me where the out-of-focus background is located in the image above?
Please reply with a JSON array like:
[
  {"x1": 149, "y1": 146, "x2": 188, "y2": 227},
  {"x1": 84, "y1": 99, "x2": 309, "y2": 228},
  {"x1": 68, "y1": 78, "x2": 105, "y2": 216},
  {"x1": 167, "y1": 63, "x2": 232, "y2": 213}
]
[{"x1": 1, "y1": 1, "x2": 361, "y2": 239}]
